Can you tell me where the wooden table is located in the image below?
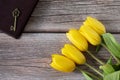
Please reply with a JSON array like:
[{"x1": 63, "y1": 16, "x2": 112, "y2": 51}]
[{"x1": 0, "y1": 0, "x2": 120, "y2": 80}]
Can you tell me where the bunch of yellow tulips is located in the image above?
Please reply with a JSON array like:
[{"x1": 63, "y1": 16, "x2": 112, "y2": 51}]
[{"x1": 50, "y1": 16, "x2": 106, "y2": 78}]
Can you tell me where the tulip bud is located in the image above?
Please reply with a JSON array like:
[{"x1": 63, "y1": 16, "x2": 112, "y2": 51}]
[
  {"x1": 83, "y1": 16, "x2": 106, "y2": 35},
  {"x1": 62, "y1": 44, "x2": 86, "y2": 64},
  {"x1": 99, "y1": 64, "x2": 115, "y2": 75},
  {"x1": 66, "y1": 29, "x2": 88, "y2": 51},
  {"x1": 79, "y1": 25, "x2": 101, "y2": 45},
  {"x1": 50, "y1": 54, "x2": 76, "y2": 72}
]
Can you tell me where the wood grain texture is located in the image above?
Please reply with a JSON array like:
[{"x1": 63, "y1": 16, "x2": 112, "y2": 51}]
[
  {"x1": 1, "y1": 0, "x2": 120, "y2": 80},
  {"x1": 24, "y1": 0, "x2": 120, "y2": 33},
  {"x1": 0, "y1": 33, "x2": 119, "y2": 80},
  {"x1": 0, "y1": 33, "x2": 84, "y2": 80}
]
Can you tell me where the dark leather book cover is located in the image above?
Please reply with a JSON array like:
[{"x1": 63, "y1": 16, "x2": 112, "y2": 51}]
[{"x1": 0, "y1": 0, "x2": 38, "y2": 39}]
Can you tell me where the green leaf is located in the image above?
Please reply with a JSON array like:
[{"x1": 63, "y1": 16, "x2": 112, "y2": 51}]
[
  {"x1": 102, "y1": 33, "x2": 120, "y2": 58},
  {"x1": 105, "y1": 56, "x2": 120, "y2": 71},
  {"x1": 95, "y1": 45, "x2": 102, "y2": 53},
  {"x1": 104, "y1": 70, "x2": 120, "y2": 80},
  {"x1": 81, "y1": 71, "x2": 93, "y2": 80},
  {"x1": 99, "y1": 64, "x2": 115, "y2": 75},
  {"x1": 106, "y1": 56, "x2": 112, "y2": 64}
]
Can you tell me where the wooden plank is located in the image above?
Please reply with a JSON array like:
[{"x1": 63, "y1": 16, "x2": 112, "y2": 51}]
[
  {"x1": 0, "y1": 33, "x2": 119, "y2": 80},
  {"x1": 25, "y1": 17, "x2": 120, "y2": 33},
  {"x1": 24, "y1": 0, "x2": 120, "y2": 33},
  {"x1": 38, "y1": 0, "x2": 120, "y2": 4}
]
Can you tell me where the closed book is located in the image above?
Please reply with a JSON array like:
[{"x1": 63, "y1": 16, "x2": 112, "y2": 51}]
[{"x1": 0, "y1": 0, "x2": 38, "y2": 38}]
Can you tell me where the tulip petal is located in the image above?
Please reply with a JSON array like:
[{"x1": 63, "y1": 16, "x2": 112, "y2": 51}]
[
  {"x1": 62, "y1": 44, "x2": 86, "y2": 64},
  {"x1": 84, "y1": 16, "x2": 106, "y2": 35},
  {"x1": 79, "y1": 25, "x2": 101, "y2": 45},
  {"x1": 66, "y1": 29, "x2": 88, "y2": 51},
  {"x1": 50, "y1": 54, "x2": 76, "y2": 72}
]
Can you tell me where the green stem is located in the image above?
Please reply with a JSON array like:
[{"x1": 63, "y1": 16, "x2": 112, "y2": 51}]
[
  {"x1": 101, "y1": 43, "x2": 120, "y2": 64},
  {"x1": 76, "y1": 67, "x2": 102, "y2": 80},
  {"x1": 85, "y1": 63, "x2": 104, "y2": 77},
  {"x1": 86, "y1": 50, "x2": 105, "y2": 65}
]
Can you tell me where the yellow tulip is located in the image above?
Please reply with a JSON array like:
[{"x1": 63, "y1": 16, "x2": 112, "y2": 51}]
[
  {"x1": 79, "y1": 25, "x2": 101, "y2": 45},
  {"x1": 50, "y1": 54, "x2": 76, "y2": 72},
  {"x1": 62, "y1": 44, "x2": 86, "y2": 64},
  {"x1": 83, "y1": 16, "x2": 106, "y2": 35},
  {"x1": 66, "y1": 29, "x2": 88, "y2": 51}
]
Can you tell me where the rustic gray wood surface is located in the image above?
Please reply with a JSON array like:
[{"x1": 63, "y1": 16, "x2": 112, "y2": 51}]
[{"x1": 0, "y1": 0, "x2": 120, "y2": 80}]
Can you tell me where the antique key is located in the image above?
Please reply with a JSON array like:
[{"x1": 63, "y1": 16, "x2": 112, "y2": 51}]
[{"x1": 10, "y1": 8, "x2": 20, "y2": 31}]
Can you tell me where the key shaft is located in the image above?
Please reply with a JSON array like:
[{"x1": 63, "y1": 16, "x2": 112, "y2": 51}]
[{"x1": 10, "y1": 8, "x2": 20, "y2": 31}]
